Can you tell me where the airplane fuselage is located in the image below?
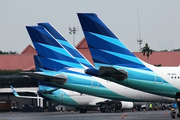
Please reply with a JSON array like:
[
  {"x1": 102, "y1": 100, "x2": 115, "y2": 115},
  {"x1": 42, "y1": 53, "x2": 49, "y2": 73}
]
[
  {"x1": 38, "y1": 85, "x2": 108, "y2": 106},
  {"x1": 107, "y1": 64, "x2": 180, "y2": 98},
  {"x1": 39, "y1": 68, "x2": 175, "y2": 103}
]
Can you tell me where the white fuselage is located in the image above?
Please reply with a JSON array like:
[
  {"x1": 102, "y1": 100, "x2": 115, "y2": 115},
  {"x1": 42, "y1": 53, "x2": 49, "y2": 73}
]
[{"x1": 67, "y1": 68, "x2": 175, "y2": 102}]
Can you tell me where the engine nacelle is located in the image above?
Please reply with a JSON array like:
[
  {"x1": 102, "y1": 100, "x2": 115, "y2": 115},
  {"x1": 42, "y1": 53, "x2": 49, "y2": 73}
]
[{"x1": 116, "y1": 101, "x2": 134, "y2": 109}]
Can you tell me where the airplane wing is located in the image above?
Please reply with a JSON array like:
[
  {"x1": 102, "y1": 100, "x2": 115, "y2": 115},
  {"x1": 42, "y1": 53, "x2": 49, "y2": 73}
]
[
  {"x1": 21, "y1": 72, "x2": 67, "y2": 85},
  {"x1": 10, "y1": 86, "x2": 43, "y2": 99},
  {"x1": 9, "y1": 88, "x2": 37, "y2": 94}
]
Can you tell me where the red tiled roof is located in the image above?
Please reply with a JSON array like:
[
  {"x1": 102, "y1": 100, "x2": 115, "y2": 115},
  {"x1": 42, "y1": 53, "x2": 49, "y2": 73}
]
[
  {"x1": 0, "y1": 45, "x2": 36, "y2": 71},
  {"x1": 76, "y1": 38, "x2": 89, "y2": 48},
  {"x1": 20, "y1": 45, "x2": 37, "y2": 54},
  {"x1": 23, "y1": 65, "x2": 36, "y2": 71},
  {"x1": 76, "y1": 38, "x2": 94, "y2": 65},
  {"x1": 134, "y1": 51, "x2": 180, "y2": 66},
  {"x1": 0, "y1": 54, "x2": 36, "y2": 71}
]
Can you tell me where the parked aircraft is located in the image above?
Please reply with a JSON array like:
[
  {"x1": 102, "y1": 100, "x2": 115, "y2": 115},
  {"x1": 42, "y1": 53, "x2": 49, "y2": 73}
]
[
  {"x1": 24, "y1": 24, "x2": 174, "y2": 113},
  {"x1": 11, "y1": 84, "x2": 115, "y2": 113},
  {"x1": 77, "y1": 13, "x2": 180, "y2": 116},
  {"x1": 34, "y1": 55, "x2": 129, "y2": 113}
]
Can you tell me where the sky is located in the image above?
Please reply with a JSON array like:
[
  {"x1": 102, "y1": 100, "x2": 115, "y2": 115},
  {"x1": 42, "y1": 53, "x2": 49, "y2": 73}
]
[{"x1": 0, "y1": 0, "x2": 180, "y2": 53}]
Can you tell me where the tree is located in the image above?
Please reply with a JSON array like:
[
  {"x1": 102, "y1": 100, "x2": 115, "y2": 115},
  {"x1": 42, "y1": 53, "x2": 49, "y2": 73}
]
[
  {"x1": 171, "y1": 48, "x2": 180, "y2": 51},
  {"x1": 0, "y1": 50, "x2": 18, "y2": 54},
  {"x1": 8, "y1": 51, "x2": 18, "y2": 54},
  {"x1": 0, "y1": 69, "x2": 22, "y2": 75},
  {"x1": 159, "y1": 50, "x2": 168, "y2": 52},
  {"x1": 141, "y1": 43, "x2": 153, "y2": 60}
]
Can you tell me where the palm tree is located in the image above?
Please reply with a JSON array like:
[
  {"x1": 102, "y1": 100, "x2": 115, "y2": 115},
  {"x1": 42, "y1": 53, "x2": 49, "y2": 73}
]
[{"x1": 141, "y1": 43, "x2": 153, "y2": 60}]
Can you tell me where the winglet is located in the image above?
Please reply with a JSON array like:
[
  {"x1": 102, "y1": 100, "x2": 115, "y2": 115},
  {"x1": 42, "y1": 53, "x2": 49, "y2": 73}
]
[
  {"x1": 10, "y1": 85, "x2": 43, "y2": 99},
  {"x1": 10, "y1": 85, "x2": 20, "y2": 97}
]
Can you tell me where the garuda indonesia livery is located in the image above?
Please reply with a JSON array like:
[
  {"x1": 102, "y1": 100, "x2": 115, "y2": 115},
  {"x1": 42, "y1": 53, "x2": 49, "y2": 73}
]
[
  {"x1": 24, "y1": 24, "x2": 174, "y2": 112},
  {"x1": 35, "y1": 55, "x2": 113, "y2": 113},
  {"x1": 37, "y1": 23, "x2": 93, "y2": 69},
  {"x1": 77, "y1": 13, "x2": 180, "y2": 115},
  {"x1": 11, "y1": 56, "x2": 112, "y2": 113},
  {"x1": 11, "y1": 83, "x2": 111, "y2": 113}
]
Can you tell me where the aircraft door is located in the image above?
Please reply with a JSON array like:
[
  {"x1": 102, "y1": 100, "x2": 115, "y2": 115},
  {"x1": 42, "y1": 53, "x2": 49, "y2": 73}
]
[
  {"x1": 60, "y1": 92, "x2": 64, "y2": 101},
  {"x1": 91, "y1": 80, "x2": 99, "y2": 87},
  {"x1": 154, "y1": 71, "x2": 163, "y2": 84},
  {"x1": 154, "y1": 71, "x2": 163, "y2": 92}
]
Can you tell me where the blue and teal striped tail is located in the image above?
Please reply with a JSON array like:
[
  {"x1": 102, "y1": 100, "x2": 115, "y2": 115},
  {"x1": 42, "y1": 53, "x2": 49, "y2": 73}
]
[
  {"x1": 37, "y1": 23, "x2": 94, "y2": 68},
  {"x1": 34, "y1": 55, "x2": 43, "y2": 72},
  {"x1": 26, "y1": 26, "x2": 84, "y2": 71},
  {"x1": 78, "y1": 13, "x2": 146, "y2": 69}
]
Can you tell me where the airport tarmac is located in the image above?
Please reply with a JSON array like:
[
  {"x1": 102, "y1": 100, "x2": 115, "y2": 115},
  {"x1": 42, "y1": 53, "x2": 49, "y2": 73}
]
[{"x1": 0, "y1": 110, "x2": 177, "y2": 120}]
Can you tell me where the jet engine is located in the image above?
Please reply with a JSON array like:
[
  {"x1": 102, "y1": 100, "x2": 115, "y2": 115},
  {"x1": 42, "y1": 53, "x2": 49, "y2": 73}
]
[{"x1": 116, "y1": 101, "x2": 134, "y2": 109}]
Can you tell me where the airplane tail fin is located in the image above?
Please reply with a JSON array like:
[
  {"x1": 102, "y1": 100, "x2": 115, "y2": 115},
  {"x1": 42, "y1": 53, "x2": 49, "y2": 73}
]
[
  {"x1": 78, "y1": 13, "x2": 146, "y2": 68},
  {"x1": 37, "y1": 23, "x2": 94, "y2": 68},
  {"x1": 26, "y1": 26, "x2": 84, "y2": 71},
  {"x1": 34, "y1": 55, "x2": 44, "y2": 72},
  {"x1": 34, "y1": 55, "x2": 61, "y2": 93}
]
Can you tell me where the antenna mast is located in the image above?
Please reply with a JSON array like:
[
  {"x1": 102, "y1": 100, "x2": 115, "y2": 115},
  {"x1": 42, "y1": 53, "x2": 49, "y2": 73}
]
[{"x1": 137, "y1": 9, "x2": 143, "y2": 52}]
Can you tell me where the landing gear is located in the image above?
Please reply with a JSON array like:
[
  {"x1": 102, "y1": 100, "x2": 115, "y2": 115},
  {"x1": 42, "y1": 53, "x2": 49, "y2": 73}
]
[
  {"x1": 136, "y1": 106, "x2": 141, "y2": 111},
  {"x1": 79, "y1": 107, "x2": 87, "y2": 113},
  {"x1": 100, "y1": 107, "x2": 108, "y2": 113},
  {"x1": 100, "y1": 106, "x2": 114, "y2": 113}
]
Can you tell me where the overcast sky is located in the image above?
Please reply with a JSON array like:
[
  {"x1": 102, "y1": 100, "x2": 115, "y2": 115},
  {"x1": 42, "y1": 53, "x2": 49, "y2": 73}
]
[{"x1": 0, "y1": 0, "x2": 180, "y2": 53}]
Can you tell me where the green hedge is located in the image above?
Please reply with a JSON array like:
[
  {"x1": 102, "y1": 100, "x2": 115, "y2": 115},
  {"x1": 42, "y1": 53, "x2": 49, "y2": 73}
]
[{"x1": 0, "y1": 69, "x2": 22, "y2": 75}]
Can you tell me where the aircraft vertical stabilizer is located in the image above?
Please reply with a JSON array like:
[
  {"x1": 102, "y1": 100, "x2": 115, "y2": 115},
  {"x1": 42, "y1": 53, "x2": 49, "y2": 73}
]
[
  {"x1": 26, "y1": 26, "x2": 84, "y2": 71},
  {"x1": 78, "y1": 13, "x2": 146, "y2": 69},
  {"x1": 38, "y1": 23, "x2": 94, "y2": 68}
]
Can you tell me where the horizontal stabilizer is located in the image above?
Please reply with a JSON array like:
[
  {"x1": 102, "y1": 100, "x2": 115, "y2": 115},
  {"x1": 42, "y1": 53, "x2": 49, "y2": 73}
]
[
  {"x1": 21, "y1": 72, "x2": 67, "y2": 85},
  {"x1": 40, "y1": 88, "x2": 59, "y2": 94},
  {"x1": 99, "y1": 66, "x2": 127, "y2": 81}
]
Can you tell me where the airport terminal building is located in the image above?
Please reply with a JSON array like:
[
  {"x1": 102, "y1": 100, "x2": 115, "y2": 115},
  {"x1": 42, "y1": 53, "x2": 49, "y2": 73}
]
[
  {"x1": 0, "y1": 45, "x2": 39, "y2": 111},
  {"x1": 1, "y1": 38, "x2": 180, "y2": 111}
]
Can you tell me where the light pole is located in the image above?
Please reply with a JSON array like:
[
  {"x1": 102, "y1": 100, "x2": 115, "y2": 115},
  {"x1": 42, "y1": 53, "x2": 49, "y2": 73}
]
[
  {"x1": 69, "y1": 27, "x2": 78, "y2": 46},
  {"x1": 137, "y1": 9, "x2": 143, "y2": 52}
]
